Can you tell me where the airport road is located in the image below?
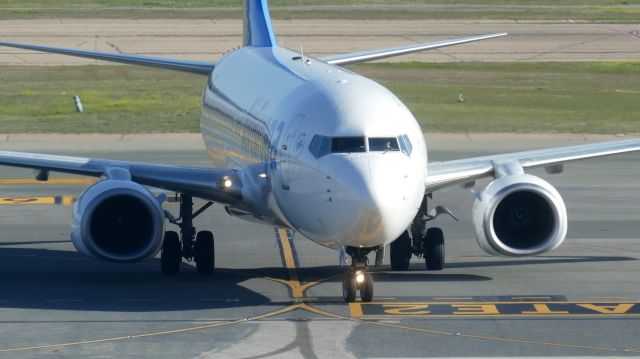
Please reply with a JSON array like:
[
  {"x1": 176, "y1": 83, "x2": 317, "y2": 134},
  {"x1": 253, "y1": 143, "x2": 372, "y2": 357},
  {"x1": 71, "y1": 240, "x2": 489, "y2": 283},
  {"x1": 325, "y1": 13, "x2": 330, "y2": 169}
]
[
  {"x1": 0, "y1": 136, "x2": 639, "y2": 358},
  {"x1": 0, "y1": 19, "x2": 639, "y2": 65}
]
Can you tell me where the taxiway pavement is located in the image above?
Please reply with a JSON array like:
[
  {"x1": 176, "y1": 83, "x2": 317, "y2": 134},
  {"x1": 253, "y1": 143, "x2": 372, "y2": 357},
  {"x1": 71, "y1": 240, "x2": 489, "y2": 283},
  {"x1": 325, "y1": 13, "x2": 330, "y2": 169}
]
[
  {"x1": 1, "y1": 19, "x2": 639, "y2": 65},
  {"x1": 0, "y1": 136, "x2": 638, "y2": 358}
]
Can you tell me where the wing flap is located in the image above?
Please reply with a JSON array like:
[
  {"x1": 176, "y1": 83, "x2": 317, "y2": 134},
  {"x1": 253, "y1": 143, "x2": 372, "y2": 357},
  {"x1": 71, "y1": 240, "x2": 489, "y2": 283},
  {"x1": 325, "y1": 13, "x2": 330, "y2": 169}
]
[
  {"x1": 0, "y1": 151, "x2": 242, "y2": 204},
  {"x1": 321, "y1": 33, "x2": 507, "y2": 66},
  {"x1": 426, "y1": 138, "x2": 640, "y2": 192},
  {"x1": 0, "y1": 41, "x2": 215, "y2": 75}
]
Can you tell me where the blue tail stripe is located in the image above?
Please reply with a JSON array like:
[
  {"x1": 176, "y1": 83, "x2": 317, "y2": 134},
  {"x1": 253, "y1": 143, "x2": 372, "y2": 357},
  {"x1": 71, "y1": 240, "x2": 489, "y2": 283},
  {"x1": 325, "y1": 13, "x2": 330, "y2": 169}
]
[{"x1": 243, "y1": 0, "x2": 276, "y2": 47}]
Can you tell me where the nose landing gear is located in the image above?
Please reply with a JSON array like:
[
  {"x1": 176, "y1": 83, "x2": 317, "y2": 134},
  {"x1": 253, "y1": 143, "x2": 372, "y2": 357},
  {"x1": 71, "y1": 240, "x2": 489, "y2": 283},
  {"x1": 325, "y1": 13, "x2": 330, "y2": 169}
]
[{"x1": 342, "y1": 247, "x2": 377, "y2": 303}]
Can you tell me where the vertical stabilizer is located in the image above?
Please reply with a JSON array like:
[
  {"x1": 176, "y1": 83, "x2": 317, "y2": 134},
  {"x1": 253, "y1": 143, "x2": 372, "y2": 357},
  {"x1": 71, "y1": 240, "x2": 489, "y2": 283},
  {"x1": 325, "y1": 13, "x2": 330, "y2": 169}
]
[{"x1": 243, "y1": 0, "x2": 276, "y2": 47}]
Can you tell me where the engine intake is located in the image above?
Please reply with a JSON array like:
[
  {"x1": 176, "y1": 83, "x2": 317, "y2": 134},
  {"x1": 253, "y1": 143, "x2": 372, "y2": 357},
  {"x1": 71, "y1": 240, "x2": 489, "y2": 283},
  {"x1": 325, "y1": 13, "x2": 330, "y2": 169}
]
[
  {"x1": 71, "y1": 180, "x2": 165, "y2": 262},
  {"x1": 472, "y1": 174, "x2": 567, "y2": 257}
]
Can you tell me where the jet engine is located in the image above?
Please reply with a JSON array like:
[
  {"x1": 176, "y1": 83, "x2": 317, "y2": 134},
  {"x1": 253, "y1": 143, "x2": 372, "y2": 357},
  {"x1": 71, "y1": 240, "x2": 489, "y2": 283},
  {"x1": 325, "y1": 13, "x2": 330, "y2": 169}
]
[
  {"x1": 472, "y1": 174, "x2": 567, "y2": 256},
  {"x1": 71, "y1": 180, "x2": 165, "y2": 262}
]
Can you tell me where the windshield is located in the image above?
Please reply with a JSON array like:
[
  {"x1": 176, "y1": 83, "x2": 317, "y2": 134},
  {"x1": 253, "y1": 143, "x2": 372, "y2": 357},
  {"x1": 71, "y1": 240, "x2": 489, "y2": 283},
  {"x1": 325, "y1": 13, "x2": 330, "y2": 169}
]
[
  {"x1": 368, "y1": 137, "x2": 400, "y2": 152},
  {"x1": 331, "y1": 137, "x2": 366, "y2": 153}
]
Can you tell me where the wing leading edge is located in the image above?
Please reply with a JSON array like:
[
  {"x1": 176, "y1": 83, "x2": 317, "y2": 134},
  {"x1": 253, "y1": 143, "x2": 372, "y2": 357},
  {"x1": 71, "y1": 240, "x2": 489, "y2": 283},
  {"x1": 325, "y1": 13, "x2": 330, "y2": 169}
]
[
  {"x1": 0, "y1": 151, "x2": 242, "y2": 204},
  {"x1": 321, "y1": 33, "x2": 507, "y2": 66},
  {"x1": 426, "y1": 138, "x2": 640, "y2": 192},
  {"x1": 0, "y1": 41, "x2": 215, "y2": 75}
]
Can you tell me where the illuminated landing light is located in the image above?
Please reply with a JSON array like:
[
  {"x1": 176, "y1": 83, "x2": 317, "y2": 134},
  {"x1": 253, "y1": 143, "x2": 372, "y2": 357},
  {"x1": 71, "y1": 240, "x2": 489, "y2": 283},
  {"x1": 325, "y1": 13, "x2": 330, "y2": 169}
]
[
  {"x1": 355, "y1": 271, "x2": 365, "y2": 284},
  {"x1": 217, "y1": 176, "x2": 233, "y2": 190},
  {"x1": 258, "y1": 173, "x2": 267, "y2": 179}
]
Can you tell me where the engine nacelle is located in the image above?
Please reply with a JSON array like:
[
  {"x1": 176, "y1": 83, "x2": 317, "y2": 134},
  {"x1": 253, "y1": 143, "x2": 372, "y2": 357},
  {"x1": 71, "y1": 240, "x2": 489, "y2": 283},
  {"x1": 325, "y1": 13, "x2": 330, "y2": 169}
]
[
  {"x1": 472, "y1": 174, "x2": 567, "y2": 257},
  {"x1": 71, "y1": 180, "x2": 165, "y2": 262}
]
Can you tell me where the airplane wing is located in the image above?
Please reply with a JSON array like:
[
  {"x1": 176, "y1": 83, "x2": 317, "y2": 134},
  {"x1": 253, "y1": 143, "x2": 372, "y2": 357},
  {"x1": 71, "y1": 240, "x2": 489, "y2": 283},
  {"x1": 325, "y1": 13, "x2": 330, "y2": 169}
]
[
  {"x1": 426, "y1": 138, "x2": 640, "y2": 192},
  {"x1": 320, "y1": 33, "x2": 507, "y2": 66},
  {"x1": 0, "y1": 151, "x2": 243, "y2": 204},
  {"x1": 0, "y1": 41, "x2": 215, "y2": 75}
]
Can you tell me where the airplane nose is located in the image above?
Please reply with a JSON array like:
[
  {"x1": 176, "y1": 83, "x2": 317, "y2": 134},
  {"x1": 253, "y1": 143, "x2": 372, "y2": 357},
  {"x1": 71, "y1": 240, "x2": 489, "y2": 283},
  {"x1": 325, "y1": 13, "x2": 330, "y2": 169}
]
[{"x1": 334, "y1": 155, "x2": 416, "y2": 248}]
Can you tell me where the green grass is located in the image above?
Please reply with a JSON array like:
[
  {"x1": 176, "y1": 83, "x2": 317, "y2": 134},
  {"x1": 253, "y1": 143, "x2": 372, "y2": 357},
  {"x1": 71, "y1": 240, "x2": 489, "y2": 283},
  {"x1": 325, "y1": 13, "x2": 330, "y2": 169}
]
[
  {"x1": 0, "y1": 0, "x2": 639, "y2": 21},
  {"x1": 0, "y1": 66, "x2": 204, "y2": 133},
  {"x1": 0, "y1": 62, "x2": 639, "y2": 134},
  {"x1": 352, "y1": 62, "x2": 640, "y2": 133}
]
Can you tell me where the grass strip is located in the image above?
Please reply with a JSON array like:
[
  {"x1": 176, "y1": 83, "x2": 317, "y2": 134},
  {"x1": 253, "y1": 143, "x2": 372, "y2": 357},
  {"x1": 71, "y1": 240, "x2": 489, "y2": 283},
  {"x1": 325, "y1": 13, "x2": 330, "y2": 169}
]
[
  {"x1": 0, "y1": 62, "x2": 638, "y2": 134},
  {"x1": 0, "y1": 1, "x2": 639, "y2": 21}
]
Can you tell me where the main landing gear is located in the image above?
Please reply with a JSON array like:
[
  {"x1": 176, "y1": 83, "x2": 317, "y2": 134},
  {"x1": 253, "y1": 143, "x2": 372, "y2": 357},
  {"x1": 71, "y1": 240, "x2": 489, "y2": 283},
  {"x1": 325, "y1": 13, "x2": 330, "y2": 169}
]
[
  {"x1": 390, "y1": 194, "x2": 456, "y2": 271},
  {"x1": 342, "y1": 247, "x2": 379, "y2": 303},
  {"x1": 161, "y1": 194, "x2": 216, "y2": 275}
]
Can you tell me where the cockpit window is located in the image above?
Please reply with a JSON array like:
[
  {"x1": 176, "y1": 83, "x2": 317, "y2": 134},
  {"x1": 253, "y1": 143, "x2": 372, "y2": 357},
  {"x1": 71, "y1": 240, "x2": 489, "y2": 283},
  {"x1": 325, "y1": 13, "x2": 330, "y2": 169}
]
[
  {"x1": 310, "y1": 135, "x2": 410, "y2": 158},
  {"x1": 331, "y1": 137, "x2": 366, "y2": 153},
  {"x1": 308, "y1": 135, "x2": 331, "y2": 158},
  {"x1": 368, "y1": 137, "x2": 399, "y2": 152},
  {"x1": 398, "y1": 134, "x2": 413, "y2": 156}
]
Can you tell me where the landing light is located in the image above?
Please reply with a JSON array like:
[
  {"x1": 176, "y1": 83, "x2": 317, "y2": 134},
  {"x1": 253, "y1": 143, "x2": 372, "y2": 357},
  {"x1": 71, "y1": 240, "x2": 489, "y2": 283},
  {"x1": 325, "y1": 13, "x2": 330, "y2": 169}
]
[
  {"x1": 217, "y1": 176, "x2": 233, "y2": 190},
  {"x1": 258, "y1": 173, "x2": 267, "y2": 179},
  {"x1": 355, "y1": 271, "x2": 365, "y2": 284}
]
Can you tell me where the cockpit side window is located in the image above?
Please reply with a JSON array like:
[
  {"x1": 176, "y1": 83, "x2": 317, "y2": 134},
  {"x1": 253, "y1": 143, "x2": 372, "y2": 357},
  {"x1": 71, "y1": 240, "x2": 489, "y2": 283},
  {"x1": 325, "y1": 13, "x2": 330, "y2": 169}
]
[
  {"x1": 331, "y1": 137, "x2": 366, "y2": 153},
  {"x1": 368, "y1": 137, "x2": 400, "y2": 152},
  {"x1": 398, "y1": 134, "x2": 413, "y2": 156},
  {"x1": 308, "y1": 135, "x2": 331, "y2": 158}
]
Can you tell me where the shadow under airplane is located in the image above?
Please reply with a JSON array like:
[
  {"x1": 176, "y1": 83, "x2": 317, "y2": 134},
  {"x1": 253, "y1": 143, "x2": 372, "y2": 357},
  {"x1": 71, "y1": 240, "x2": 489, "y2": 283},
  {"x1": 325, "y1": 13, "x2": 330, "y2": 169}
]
[
  {"x1": 0, "y1": 247, "x2": 278, "y2": 312},
  {"x1": 0, "y1": 245, "x2": 635, "y2": 312}
]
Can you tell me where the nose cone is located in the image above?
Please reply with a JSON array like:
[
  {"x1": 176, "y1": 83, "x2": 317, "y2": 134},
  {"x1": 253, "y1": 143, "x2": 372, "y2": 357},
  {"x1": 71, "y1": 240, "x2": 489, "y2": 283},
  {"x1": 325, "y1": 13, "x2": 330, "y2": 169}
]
[{"x1": 332, "y1": 155, "x2": 418, "y2": 248}]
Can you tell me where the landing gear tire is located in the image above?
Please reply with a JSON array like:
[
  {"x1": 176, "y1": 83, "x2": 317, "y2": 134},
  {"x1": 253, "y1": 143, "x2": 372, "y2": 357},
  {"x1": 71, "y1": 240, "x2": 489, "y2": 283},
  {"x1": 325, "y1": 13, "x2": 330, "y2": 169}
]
[
  {"x1": 342, "y1": 274, "x2": 357, "y2": 303},
  {"x1": 359, "y1": 272, "x2": 374, "y2": 302},
  {"x1": 424, "y1": 227, "x2": 445, "y2": 271},
  {"x1": 161, "y1": 231, "x2": 181, "y2": 275},
  {"x1": 195, "y1": 231, "x2": 215, "y2": 274},
  {"x1": 390, "y1": 231, "x2": 411, "y2": 271}
]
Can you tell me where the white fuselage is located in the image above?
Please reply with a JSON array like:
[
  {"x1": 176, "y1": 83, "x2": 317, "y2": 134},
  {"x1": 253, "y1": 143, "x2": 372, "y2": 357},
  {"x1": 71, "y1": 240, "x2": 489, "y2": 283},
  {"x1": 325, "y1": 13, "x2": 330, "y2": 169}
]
[{"x1": 200, "y1": 46, "x2": 427, "y2": 249}]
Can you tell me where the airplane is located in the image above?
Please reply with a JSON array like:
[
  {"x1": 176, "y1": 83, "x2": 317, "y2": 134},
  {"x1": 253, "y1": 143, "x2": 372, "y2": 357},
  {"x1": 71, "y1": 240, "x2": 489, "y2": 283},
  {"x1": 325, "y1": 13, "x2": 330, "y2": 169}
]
[{"x1": 1, "y1": 0, "x2": 639, "y2": 303}]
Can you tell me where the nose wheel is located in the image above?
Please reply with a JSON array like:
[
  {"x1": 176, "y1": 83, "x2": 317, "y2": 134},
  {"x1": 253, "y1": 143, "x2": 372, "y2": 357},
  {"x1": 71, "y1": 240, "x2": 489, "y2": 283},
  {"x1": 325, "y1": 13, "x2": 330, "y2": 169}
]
[
  {"x1": 342, "y1": 274, "x2": 357, "y2": 302},
  {"x1": 342, "y1": 247, "x2": 376, "y2": 303},
  {"x1": 342, "y1": 271, "x2": 374, "y2": 303}
]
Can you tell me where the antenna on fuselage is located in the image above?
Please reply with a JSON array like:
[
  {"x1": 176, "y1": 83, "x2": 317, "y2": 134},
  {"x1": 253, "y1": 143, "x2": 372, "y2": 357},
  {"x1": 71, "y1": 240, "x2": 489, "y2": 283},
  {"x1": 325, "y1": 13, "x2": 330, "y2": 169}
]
[{"x1": 300, "y1": 45, "x2": 311, "y2": 67}]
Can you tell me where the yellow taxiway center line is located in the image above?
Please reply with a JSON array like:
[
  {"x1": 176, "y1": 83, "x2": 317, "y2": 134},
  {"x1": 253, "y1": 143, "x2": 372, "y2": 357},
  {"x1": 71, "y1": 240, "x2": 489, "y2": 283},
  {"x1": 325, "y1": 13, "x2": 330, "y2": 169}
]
[
  {"x1": 0, "y1": 178, "x2": 96, "y2": 185},
  {"x1": 0, "y1": 196, "x2": 76, "y2": 205},
  {"x1": 272, "y1": 228, "x2": 340, "y2": 300},
  {"x1": 270, "y1": 229, "x2": 632, "y2": 353},
  {"x1": 275, "y1": 227, "x2": 307, "y2": 299}
]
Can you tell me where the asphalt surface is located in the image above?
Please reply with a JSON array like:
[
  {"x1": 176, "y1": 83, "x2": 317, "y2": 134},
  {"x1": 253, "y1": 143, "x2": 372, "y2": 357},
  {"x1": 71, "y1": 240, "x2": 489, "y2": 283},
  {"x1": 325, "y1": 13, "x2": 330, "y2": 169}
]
[
  {"x1": 0, "y1": 137, "x2": 639, "y2": 358},
  {"x1": 1, "y1": 19, "x2": 639, "y2": 64}
]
